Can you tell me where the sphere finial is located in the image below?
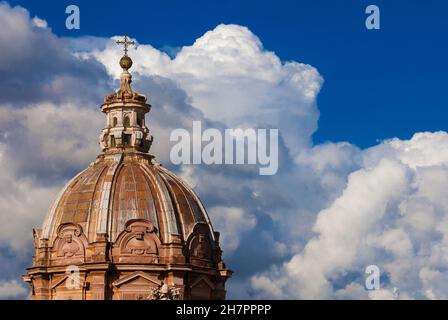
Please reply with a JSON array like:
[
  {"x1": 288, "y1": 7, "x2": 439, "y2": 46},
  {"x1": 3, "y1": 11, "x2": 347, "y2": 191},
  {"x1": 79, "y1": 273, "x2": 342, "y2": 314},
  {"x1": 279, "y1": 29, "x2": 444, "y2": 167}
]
[{"x1": 119, "y1": 55, "x2": 133, "y2": 71}]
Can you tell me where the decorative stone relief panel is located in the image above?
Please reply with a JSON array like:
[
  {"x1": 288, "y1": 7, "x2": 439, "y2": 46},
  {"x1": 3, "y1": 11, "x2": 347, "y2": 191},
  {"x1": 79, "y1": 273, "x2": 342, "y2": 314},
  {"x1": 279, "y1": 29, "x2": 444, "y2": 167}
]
[
  {"x1": 51, "y1": 223, "x2": 87, "y2": 266},
  {"x1": 112, "y1": 219, "x2": 161, "y2": 263}
]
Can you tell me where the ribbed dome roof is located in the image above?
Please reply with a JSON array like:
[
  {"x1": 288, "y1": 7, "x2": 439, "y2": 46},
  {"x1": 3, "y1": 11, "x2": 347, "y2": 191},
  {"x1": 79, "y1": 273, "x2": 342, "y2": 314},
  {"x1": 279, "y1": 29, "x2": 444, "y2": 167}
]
[{"x1": 40, "y1": 152, "x2": 215, "y2": 246}]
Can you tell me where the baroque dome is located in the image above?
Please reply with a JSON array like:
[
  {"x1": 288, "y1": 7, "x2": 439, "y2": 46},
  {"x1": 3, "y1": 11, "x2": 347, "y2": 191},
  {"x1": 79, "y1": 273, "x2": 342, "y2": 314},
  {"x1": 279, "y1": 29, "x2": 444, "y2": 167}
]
[
  {"x1": 41, "y1": 154, "x2": 216, "y2": 247},
  {"x1": 23, "y1": 42, "x2": 231, "y2": 300}
]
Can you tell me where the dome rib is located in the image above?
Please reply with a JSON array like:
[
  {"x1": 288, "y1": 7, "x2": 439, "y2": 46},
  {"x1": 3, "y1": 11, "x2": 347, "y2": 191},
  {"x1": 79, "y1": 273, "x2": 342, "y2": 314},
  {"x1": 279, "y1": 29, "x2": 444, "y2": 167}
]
[
  {"x1": 157, "y1": 166, "x2": 216, "y2": 242},
  {"x1": 95, "y1": 154, "x2": 123, "y2": 241},
  {"x1": 140, "y1": 167, "x2": 160, "y2": 237},
  {"x1": 41, "y1": 167, "x2": 89, "y2": 242},
  {"x1": 60, "y1": 163, "x2": 108, "y2": 243},
  {"x1": 138, "y1": 163, "x2": 179, "y2": 243},
  {"x1": 156, "y1": 169, "x2": 190, "y2": 239},
  {"x1": 86, "y1": 163, "x2": 110, "y2": 242}
]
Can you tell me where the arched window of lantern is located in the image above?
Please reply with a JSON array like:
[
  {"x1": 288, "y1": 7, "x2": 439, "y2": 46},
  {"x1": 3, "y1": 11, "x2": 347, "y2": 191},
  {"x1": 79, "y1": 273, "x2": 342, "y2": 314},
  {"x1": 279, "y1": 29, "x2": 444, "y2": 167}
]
[
  {"x1": 123, "y1": 134, "x2": 132, "y2": 146},
  {"x1": 113, "y1": 117, "x2": 118, "y2": 127},
  {"x1": 123, "y1": 116, "x2": 130, "y2": 127}
]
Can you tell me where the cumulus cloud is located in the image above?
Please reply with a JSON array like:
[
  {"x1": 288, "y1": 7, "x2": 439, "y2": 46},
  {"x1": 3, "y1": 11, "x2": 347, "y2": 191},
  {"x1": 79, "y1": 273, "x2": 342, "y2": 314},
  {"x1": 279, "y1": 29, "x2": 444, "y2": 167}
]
[
  {"x1": 0, "y1": 158, "x2": 59, "y2": 251},
  {"x1": 0, "y1": 104, "x2": 102, "y2": 182},
  {"x1": 208, "y1": 206, "x2": 257, "y2": 254},
  {"x1": 82, "y1": 24, "x2": 323, "y2": 156},
  {"x1": 251, "y1": 132, "x2": 448, "y2": 299}
]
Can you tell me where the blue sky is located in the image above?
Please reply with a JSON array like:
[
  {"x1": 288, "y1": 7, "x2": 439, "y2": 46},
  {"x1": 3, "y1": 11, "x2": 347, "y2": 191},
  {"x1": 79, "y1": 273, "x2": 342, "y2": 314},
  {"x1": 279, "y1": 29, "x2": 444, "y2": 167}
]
[{"x1": 7, "y1": 0, "x2": 448, "y2": 148}]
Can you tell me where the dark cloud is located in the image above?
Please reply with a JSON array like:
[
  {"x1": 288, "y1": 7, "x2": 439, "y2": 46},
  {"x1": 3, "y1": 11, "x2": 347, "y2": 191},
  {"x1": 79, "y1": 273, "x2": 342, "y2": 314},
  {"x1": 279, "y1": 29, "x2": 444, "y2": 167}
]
[{"x1": 0, "y1": 3, "x2": 110, "y2": 105}]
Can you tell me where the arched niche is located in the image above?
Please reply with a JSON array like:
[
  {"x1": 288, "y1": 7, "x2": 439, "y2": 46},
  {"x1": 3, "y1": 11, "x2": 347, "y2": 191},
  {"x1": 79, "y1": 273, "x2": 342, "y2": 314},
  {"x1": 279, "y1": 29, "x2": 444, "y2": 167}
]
[{"x1": 186, "y1": 223, "x2": 214, "y2": 267}]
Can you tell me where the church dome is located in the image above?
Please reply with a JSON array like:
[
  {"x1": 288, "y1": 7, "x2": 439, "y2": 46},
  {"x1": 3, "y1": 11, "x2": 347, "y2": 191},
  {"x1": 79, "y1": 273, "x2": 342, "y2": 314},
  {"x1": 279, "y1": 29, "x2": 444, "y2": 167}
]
[
  {"x1": 24, "y1": 39, "x2": 231, "y2": 300},
  {"x1": 40, "y1": 153, "x2": 216, "y2": 248}
]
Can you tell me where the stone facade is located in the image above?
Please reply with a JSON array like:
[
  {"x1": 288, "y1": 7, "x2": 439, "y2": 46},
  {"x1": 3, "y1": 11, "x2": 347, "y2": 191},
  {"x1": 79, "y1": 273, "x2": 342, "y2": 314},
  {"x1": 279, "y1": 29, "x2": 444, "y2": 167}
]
[{"x1": 22, "y1": 41, "x2": 232, "y2": 300}]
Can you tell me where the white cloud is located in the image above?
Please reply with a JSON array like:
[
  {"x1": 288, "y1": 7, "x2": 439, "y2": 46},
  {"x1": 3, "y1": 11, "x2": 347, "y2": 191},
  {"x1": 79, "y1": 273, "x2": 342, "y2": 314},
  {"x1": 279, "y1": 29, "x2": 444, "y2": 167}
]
[
  {"x1": 0, "y1": 280, "x2": 28, "y2": 299},
  {"x1": 0, "y1": 3, "x2": 108, "y2": 105},
  {"x1": 296, "y1": 142, "x2": 361, "y2": 173},
  {"x1": 208, "y1": 206, "x2": 256, "y2": 254},
  {"x1": 0, "y1": 141, "x2": 59, "y2": 251},
  {"x1": 334, "y1": 283, "x2": 369, "y2": 300},
  {"x1": 367, "y1": 228, "x2": 413, "y2": 258},
  {"x1": 250, "y1": 269, "x2": 288, "y2": 299},
  {"x1": 251, "y1": 132, "x2": 448, "y2": 299},
  {"x1": 367, "y1": 288, "x2": 397, "y2": 300},
  {"x1": 0, "y1": 103, "x2": 102, "y2": 179},
  {"x1": 32, "y1": 16, "x2": 47, "y2": 29}
]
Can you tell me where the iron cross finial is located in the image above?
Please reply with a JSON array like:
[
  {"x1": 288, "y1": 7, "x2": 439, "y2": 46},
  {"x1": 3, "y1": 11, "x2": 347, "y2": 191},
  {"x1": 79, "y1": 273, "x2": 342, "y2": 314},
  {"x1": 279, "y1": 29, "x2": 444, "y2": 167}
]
[{"x1": 116, "y1": 35, "x2": 135, "y2": 55}]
